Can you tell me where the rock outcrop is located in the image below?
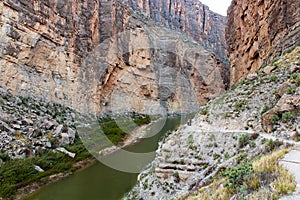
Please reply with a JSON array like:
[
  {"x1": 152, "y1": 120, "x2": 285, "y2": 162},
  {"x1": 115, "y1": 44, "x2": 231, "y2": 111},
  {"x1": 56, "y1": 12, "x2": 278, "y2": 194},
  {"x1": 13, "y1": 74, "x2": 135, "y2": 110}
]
[
  {"x1": 226, "y1": 0, "x2": 300, "y2": 85},
  {"x1": 0, "y1": 0, "x2": 227, "y2": 115}
]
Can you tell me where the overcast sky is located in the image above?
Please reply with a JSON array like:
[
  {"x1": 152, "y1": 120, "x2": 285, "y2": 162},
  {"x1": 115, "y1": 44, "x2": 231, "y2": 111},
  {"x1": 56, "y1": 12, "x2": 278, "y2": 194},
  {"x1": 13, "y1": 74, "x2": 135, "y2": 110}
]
[{"x1": 200, "y1": 0, "x2": 232, "y2": 16}]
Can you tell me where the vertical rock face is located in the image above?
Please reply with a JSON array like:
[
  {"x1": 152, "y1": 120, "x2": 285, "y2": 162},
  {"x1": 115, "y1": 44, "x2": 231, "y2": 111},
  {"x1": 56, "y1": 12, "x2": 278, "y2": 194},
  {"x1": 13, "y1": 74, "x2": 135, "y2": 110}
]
[
  {"x1": 0, "y1": 0, "x2": 100, "y2": 110},
  {"x1": 124, "y1": 0, "x2": 227, "y2": 61},
  {"x1": 0, "y1": 0, "x2": 226, "y2": 114},
  {"x1": 226, "y1": 0, "x2": 300, "y2": 85}
]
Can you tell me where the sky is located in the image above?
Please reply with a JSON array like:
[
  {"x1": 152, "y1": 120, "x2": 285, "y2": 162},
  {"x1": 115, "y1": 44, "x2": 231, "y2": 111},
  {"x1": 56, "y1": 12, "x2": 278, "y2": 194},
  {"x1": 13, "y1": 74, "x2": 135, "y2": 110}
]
[{"x1": 200, "y1": 0, "x2": 232, "y2": 16}]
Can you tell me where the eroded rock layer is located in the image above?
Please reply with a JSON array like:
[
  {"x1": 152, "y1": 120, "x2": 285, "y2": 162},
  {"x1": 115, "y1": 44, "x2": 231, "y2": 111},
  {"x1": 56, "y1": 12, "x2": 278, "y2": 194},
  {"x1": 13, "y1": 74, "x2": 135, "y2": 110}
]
[
  {"x1": 226, "y1": 0, "x2": 300, "y2": 85},
  {"x1": 0, "y1": 0, "x2": 226, "y2": 114}
]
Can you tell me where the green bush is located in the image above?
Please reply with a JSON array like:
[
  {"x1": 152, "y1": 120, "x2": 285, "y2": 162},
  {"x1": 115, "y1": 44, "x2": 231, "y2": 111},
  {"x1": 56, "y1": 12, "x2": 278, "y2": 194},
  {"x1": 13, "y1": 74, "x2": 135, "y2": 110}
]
[
  {"x1": 270, "y1": 115, "x2": 280, "y2": 124},
  {"x1": 133, "y1": 115, "x2": 151, "y2": 126},
  {"x1": 239, "y1": 134, "x2": 250, "y2": 148},
  {"x1": 99, "y1": 114, "x2": 151, "y2": 145},
  {"x1": 0, "y1": 139, "x2": 92, "y2": 199},
  {"x1": 270, "y1": 75, "x2": 277, "y2": 82},
  {"x1": 296, "y1": 77, "x2": 300, "y2": 86},
  {"x1": 265, "y1": 139, "x2": 283, "y2": 152},
  {"x1": 200, "y1": 108, "x2": 208, "y2": 115},
  {"x1": 221, "y1": 161, "x2": 253, "y2": 190},
  {"x1": 290, "y1": 73, "x2": 299, "y2": 80},
  {"x1": 282, "y1": 112, "x2": 293, "y2": 123},
  {"x1": 0, "y1": 152, "x2": 10, "y2": 162},
  {"x1": 213, "y1": 153, "x2": 221, "y2": 160},
  {"x1": 261, "y1": 104, "x2": 271, "y2": 115},
  {"x1": 286, "y1": 87, "x2": 296, "y2": 94},
  {"x1": 0, "y1": 159, "x2": 38, "y2": 198},
  {"x1": 234, "y1": 100, "x2": 248, "y2": 112}
]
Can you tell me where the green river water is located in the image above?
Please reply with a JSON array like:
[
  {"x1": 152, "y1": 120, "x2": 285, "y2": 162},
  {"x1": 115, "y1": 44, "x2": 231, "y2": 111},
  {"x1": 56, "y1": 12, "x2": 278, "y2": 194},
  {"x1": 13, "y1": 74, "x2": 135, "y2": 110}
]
[{"x1": 26, "y1": 117, "x2": 184, "y2": 200}]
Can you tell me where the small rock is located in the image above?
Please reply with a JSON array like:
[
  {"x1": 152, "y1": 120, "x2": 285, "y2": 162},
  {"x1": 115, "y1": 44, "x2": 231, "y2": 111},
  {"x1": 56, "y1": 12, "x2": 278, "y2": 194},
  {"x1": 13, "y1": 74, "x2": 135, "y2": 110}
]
[
  {"x1": 28, "y1": 127, "x2": 34, "y2": 134},
  {"x1": 247, "y1": 73, "x2": 258, "y2": 81},
  {"x1": 60, "y1": 132, "x2": 70, "y2": 145},
  {"x1": 12, "y1": 124, "x2": 21, "y2": 129},
  {"x1": 277, "y1": 82, "x2": 291, "y2": 98},
  {"x1": 44, "y1": 120, "x2": 54, "y2": 130},
  {"x1": 56, "y1": 147, "x2": 76, "y2": 158},
  {"x1": 45, "y1": 142, "x2": 52, "y2": 148},
  {"x1": 67, "y1": 128, "x2": 76, "y2": 144},
  {"x1": 0, "y1": 112, "x2": 13, "y2": 123},
  {"x1": 34, "y1": 165, "x2": 44, "y2": 172},
  {"x1": 32, "y1": 128, "x2": 42, "y2": 137},
  {"x1": 296, "y1": 124, "x2": 300, "y2": 135},
  {"x1": 54, "y1": 125, "x2": 63, "y2": 136},
  {"x1": 288, "y1": 65, "x2": 299, "y2": 74},
  {"x1": 263, "y1": 65, "x2": 277, "y2": 74},
  {"x1": 22, "y1": 118, "x2": 33, "y2": 125}
]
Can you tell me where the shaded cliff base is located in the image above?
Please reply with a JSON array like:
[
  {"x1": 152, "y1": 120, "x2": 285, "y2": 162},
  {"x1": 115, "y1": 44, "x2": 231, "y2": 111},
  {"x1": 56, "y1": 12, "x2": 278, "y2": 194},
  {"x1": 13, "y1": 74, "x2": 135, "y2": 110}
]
[{"x1": 126, "y1": 46, "x2": 300, "y2": 200}]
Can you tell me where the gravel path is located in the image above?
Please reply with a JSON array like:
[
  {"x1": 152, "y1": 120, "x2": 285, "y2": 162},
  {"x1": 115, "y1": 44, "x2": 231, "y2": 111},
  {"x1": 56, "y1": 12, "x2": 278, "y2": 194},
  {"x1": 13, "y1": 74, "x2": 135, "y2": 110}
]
[{"x1": 280, "y1": 144, "x2": 300, "y2": 200}]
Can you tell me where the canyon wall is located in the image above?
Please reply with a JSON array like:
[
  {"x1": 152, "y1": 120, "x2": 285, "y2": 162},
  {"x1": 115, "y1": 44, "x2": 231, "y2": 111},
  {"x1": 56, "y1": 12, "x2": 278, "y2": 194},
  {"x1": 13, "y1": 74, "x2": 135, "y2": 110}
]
[
  {"x1": 0, "y1": 0, "x2": 226, "y2": 114},
  {"x1": 226, "y1": 0, "x2": 300, "y2": 85},
  {"x1": 124, "y1": 0, "x2": 227, "y2": 61}
]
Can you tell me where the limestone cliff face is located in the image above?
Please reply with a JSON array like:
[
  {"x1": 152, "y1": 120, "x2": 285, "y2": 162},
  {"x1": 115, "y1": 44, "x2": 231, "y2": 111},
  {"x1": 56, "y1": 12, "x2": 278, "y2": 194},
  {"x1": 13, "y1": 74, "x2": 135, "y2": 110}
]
[
  {"x1": 0, "y1": 0, "x2": 100, "y2": 111},
  {"x1": 0, "y1": 0, "x2": 226, "y2": 114},
  {"x1": 226, "y1": 0, "x2": 300, "y2": 85},
  {"x1": 124, "y1": 0, "x2": 227, "y2": 61}
]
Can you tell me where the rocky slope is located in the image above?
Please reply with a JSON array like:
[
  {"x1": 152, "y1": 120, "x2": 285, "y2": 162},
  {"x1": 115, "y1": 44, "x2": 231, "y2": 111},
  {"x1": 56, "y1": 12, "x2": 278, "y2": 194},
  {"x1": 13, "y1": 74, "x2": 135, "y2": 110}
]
[
  {"x1": 0, "y1": 0, "x2": 227, "y2": 115},
  {"x1": 126, "y1": 46, "x2": 300, "y2": 200},
  {"x1": 124, "y1": 0, "x2": 227, "y2": 61},
  {"x1": 0, "y1": 86, "x2": 78, "y2": 160},
  {"x1": 226, "y1": 0, "x2": 300, "y2": 85}
]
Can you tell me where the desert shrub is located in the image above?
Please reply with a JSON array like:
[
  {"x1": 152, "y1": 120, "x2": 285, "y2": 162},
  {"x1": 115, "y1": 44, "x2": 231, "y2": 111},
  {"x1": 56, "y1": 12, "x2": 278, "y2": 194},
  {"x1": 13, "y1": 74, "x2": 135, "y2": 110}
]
[
  {"x1": 261, "y1": 104, "x2": 271, "y2": 115},
  {"x1": 282, "y1": 112, "x2": 293, "y2": 123},
  {"x1": 270, "y1": 75, "x2": 277, "y2": 82},
  {"x1": 286, "y1": 87, "x2": 295, "y2": 94},
  {"x1": 295, "y1": 77, "x2": 300, "y2": 86},
  {"x1": 238, "y1": 134, "x2": 250, "y2": 148},
  {"x1": 270, "y1": 115, "x2": 279, "y2": 124},
  {"x1": 221, "y1": 161, "x2": 253, "y2": 190}
]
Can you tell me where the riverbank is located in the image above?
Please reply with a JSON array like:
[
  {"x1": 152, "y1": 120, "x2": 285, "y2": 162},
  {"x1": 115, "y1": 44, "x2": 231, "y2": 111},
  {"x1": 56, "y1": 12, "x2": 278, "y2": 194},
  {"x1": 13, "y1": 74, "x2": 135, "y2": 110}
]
[
  {"x1": 17, "y1": 117, "x2": 184, "y2": 200},
  {"x1": 16, "y1": 121, "x2": 153, "y2": 200},
  {"x1": 15, "y1": 158, "x2": 96, "y2": 200},
  {"x1": 98, "y1": 123, "x2": 151, "y2": 157}
]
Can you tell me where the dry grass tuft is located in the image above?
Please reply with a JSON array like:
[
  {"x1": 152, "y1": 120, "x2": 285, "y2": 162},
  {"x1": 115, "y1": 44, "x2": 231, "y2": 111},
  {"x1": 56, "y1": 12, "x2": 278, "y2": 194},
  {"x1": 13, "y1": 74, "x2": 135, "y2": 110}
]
[{"x1": 187, "y1": 148, "x2": 296, "y2": 200}]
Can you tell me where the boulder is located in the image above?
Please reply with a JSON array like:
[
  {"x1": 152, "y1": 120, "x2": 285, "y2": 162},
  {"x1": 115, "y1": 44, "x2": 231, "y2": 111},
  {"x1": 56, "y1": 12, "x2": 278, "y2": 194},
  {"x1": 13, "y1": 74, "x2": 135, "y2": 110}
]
[
  {"x1": 247, "y1": 73, "x2": 258, "y2": 81},
  {"x1": 276, "y1": 82, "x2": 291, "y2": 98},
  {"x1": 56, "y1": 147, "x2": 76, "y2": 158},
  {"x1": 262, "y1": 94, "x2": 300, "y2": 132},
  {"x1": 263, "y1": 66, "x2": 277, "y2": 74},
  {"x1": 67, "y1": 128, "x2": 76, "y2": 144},
  {"x1": 44, "y1": 120, "x2": 55, "y2": 130},
  {"x1": 60, "y1": 132, "x2": 70, "y2": 145},
  {"x1": 54, "y1": 125, "x2": 63, "y2": 136},
  {"x1": 34, "y1": 165, "x2": 45, "y2": 172},
  {"x1": 288, "y1": 65, "x2": 299, "y2": 74}
]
